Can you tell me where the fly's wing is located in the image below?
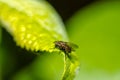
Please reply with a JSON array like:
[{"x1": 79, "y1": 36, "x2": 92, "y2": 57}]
[{"x1": 65, "y1": 42, "x2": 79, "y2": 51}]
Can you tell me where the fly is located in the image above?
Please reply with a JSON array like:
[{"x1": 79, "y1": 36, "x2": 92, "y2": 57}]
[{"x1": 54, "y1": 41, "x2": 78, "y2": 55}]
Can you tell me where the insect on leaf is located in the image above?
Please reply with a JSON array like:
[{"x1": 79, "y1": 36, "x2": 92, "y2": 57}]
[{"x1": 0, "y1": 0, "x2": 79, "y2": 80}]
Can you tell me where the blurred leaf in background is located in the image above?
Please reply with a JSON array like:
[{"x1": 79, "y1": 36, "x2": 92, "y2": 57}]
[
  {"x1": 0, "y1": 29, "x2": 17, "y2": 80},
  {"x1": 12, "y1": 52, "x2": 64, "y2": 80},
  {"x1": 0, "y1": 25, "x2": 1, "y2": 44},
  {"x1": 67, "y1": 1, "x2": 120, "y2": 80}
]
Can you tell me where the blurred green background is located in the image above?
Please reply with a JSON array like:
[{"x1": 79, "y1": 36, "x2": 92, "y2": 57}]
[
  {"x1": 66, "y1": 1, "x2": 120, "y2": 80},
  {"x1": 1, "y1": 0, "x2": 120, "y2": 80}
]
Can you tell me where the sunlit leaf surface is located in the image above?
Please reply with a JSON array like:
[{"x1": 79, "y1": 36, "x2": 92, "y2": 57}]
[{"x1": 0, "y1": 0, "x2": 68, "y2": 52}]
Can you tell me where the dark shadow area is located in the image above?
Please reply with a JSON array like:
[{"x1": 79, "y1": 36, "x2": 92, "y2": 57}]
[
  {"x1": 1, "y1": 28, "x2": 37, "y2": 80},
  {"x1": 47, "y1": 0, "x2": 95, "y2": 21}
]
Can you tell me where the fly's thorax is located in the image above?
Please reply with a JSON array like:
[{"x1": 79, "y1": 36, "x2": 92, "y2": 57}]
[{"x1": 54, "y1": 41, "x2": 72, "y2": 54}]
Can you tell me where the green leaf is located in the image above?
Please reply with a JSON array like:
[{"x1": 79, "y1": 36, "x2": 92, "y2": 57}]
[
  {"x1": 62, "y1": 53, "x2": 79, "y2": 80},
  {"x1": 0, "y1": 0, "x2": 79, "y2": 80},
  {"x1": 0, "y1": 0, "x2": 68, "y2": 52}
]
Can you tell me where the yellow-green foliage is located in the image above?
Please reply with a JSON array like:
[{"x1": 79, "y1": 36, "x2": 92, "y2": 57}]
[
  {"x1": 0, "y1": 0, "x2": 80, "y2": 80},
  {"x1": 0, "y1": 0, "x2": 68, "y2": 52}
]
